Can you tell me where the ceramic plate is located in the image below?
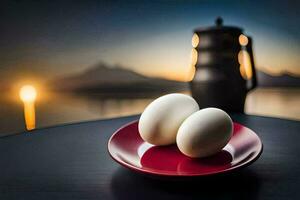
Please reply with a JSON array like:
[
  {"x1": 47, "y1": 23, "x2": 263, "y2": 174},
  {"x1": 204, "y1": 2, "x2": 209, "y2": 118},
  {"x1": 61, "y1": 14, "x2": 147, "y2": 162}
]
[{"x1": 108, "y1": 120, "x2": 263, "y2": 177}]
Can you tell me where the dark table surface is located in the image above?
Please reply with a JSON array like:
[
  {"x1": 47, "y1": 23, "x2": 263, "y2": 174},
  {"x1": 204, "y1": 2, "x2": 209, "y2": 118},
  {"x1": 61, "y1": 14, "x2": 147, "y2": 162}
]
[{"x1": 0, "y1": 114, "x2": 300, "y2": 200}]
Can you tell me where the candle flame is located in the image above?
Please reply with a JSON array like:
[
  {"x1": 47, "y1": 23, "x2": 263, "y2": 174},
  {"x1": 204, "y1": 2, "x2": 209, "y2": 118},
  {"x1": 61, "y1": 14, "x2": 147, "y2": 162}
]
[{"x1": 19, "y1": 85, "x2": 37, "y2": 102}]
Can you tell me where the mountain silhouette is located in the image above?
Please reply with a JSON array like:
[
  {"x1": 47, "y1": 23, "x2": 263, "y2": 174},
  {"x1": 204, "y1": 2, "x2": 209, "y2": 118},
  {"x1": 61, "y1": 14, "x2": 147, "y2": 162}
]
[
  {"x1": 257, "y1": 70, "x2": 300, "y2": 87},
  {"x1": 50, "y1": 63, "x2": 300, "y2": 94},
  {"x1": 50, "y1": 62, "x2": 188, "y2": 94}
]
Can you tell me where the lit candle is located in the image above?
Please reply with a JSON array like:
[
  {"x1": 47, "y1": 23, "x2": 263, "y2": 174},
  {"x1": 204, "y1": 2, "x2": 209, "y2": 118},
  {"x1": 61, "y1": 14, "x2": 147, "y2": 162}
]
[{"x1": 19, "y1": 85, "x2": 37, "y2": 131}]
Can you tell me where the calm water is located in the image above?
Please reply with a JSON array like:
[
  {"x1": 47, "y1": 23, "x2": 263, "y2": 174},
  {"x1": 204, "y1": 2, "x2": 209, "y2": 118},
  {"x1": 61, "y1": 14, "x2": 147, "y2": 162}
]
[{"x1": 0, "y1": 88, "x2": 299, "y2": 136}]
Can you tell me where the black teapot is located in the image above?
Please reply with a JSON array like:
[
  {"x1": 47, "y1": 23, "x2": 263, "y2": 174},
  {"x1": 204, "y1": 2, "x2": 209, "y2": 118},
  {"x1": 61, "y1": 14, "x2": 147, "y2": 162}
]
[{"x1": 190, "y1": 17, "x2": 257, "y2": 113}]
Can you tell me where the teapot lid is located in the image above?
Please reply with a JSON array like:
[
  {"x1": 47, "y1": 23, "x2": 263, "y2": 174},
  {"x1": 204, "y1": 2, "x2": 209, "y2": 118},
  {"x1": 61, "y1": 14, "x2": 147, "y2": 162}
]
[{"x1": 194, "y1": 17, "x2": 243, "y2": 34}]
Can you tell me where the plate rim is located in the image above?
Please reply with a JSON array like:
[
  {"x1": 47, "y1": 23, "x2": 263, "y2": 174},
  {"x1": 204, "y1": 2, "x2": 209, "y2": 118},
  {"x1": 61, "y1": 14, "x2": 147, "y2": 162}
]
[{"x1": 108, "y1": 120, "x2": 263, "y2": 177}]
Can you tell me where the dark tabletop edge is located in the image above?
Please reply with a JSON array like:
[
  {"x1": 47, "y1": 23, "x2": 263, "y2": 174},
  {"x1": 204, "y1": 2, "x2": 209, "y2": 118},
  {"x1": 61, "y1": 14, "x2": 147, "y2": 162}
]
[
  {"x1": 233, "y1": 113, "x2": 300, "y2": 123},
  {"x1": 0, "y1": 114, "x2": 141, "y2": 139},
  {"x1": 1, "y1": 113, "x2": 299, "y2": 139}
]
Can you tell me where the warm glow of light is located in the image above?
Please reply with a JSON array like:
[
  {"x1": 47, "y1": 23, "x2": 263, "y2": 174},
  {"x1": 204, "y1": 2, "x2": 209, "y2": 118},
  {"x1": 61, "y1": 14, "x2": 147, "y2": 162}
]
[
  {"x1": 239, "y1": 34, "x2": 248, "y2": 46},
  {"x1": 238, "y1": 50, "x2": 253, "y2": 80},
  {"x1": 192, "y1": 33, "x2": 199, "y2": 48},
  {"x1": 187, "y1": 64, "x2": 196, "y2": 81},
  {"x1": 239, "y1": 65, "x2": 247, "y2": 79},
  {"x1": 19, "y1": 85, "x2": 37, "y2": 130},
  {"x1": 191, "y1": 48, "x2": 198, "y2": 66},
  {"x1": 19, "y1": 85, "x2": 37, "y2": 102},
  {"x1": 23, "y1": 101, "x2": 36, "y2": 130}
]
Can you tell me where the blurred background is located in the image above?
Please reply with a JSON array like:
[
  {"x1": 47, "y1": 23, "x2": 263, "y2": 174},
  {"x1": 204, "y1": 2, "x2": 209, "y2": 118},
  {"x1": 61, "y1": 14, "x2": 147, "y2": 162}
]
[{"x1": 0, "y1": 0, "x2": 299, "y2": 136}]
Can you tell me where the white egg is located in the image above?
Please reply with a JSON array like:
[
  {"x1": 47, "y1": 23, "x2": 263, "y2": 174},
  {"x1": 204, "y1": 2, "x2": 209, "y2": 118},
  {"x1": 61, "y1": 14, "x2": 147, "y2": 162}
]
[
  {"x1": 176, "y1": 108, "x2": 233, "y2": 158},
  {"x1": 138, "y1": 93, "x2": 199, "y2": 146}
]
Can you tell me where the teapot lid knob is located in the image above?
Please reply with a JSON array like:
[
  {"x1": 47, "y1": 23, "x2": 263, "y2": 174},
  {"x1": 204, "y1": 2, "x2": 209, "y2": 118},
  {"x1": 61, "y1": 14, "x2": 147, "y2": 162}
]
[{"x1": 215, "y1": 17, "x2": 223, "y2": 27}]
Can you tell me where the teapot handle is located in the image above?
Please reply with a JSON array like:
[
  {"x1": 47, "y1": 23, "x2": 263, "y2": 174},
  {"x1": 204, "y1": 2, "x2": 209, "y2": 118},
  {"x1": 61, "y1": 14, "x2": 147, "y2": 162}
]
[{"x1": 245, "y1": 37, "x2": 257, "y2": 91}]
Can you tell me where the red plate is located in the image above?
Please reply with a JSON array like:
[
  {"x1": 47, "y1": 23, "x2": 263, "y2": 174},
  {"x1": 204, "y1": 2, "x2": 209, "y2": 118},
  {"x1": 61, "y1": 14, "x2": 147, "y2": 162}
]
[{"x1": 108, "y1": 120, "x2": 263, "y2": 177}]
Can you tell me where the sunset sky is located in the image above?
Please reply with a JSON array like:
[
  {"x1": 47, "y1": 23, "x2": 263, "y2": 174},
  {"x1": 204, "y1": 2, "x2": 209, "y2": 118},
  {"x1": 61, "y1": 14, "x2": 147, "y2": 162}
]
[{"x1": 1, "y1": 0, "x2": 300, "y2": 85}]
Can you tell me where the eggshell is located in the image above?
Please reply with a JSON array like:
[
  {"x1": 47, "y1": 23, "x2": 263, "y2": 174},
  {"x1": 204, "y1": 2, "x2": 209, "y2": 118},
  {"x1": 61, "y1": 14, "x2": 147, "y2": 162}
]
[
  {"x1": 138, "y1": 93, "x2": 199, "y2": 146},
  {"x1": 176, "y1": 108, "x2": 233, "y2": 158}
]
